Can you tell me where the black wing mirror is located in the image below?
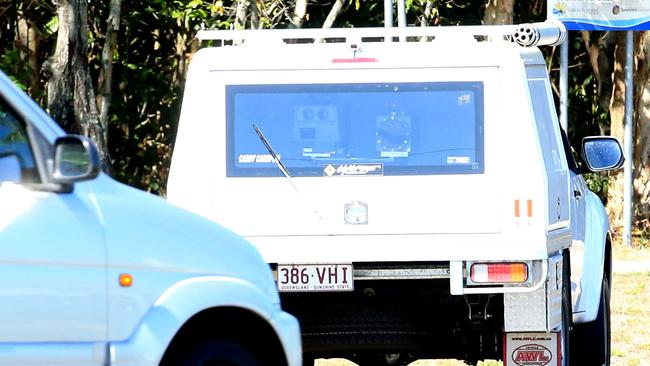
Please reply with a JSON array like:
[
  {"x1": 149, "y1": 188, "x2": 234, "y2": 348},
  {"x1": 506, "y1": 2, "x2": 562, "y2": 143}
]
[
  {"x1": 581, "y1": 136, "x2": 624, "y2": 172},
  {"x1": 52, "y1": 135, "x2": 101, "y2": 184}
]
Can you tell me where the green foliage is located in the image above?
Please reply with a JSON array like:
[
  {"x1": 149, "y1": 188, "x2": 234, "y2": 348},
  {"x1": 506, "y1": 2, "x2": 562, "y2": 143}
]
[
  {"x1": 584, "y1": 172, "x2": 610, "y2": 202},
  {"x1": 513, "y1": 0, "x2": 546, "y2": 23},
  {"x1": 0, "y1": 0, "x2": 620, "y2": 198},
  {"x1": 541, "y1": 30, "x2": 609, "y2": 174},
  {"x1": 0, "y1": 49, "x2": 27, "y2": 91},
  {"x1": 44, "y1": 15, "x2": 58, "y2": 35}
]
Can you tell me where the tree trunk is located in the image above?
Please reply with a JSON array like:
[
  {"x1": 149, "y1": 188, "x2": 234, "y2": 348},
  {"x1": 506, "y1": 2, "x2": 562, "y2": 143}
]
[
  {"x1": 235, "y1": 0, "x2": 249, "y2": 29},
  {"x1": 99, "y1": 0, "x2": 122, "y2": 144},
  {"x1": 606, "y1": 32, "x2": 628, "y2": 234},
  {"x1": 421, "y1": 1, "x2": 435, "y2": 27},
  {"x1": 45, "y1": 0, "x2": 112, "y2": 172},
  {"x1": 483, "y1": 0, "x2": 515, "y2": 25},
  {"x1": 633, "y1": 32, "x2": 650, "y2": 224},
  {"x1": 174, "y1": 32, "x2": 187, "y2": 87},
  {"x1": 322, "y1": 0, "x2": 344, "y2": 29},
  {"x1": 581, "y1": 31, "x2": 616, "y2": 113},
  {"x1": 292, "y1": 0, "x2": 307, "y2": 28},
  {"x1": 250, "y1": 0, "x2": 260, "y2": 29},
  {"x1": 16, "y1": 15, "x2": 41, "y2": 97}
]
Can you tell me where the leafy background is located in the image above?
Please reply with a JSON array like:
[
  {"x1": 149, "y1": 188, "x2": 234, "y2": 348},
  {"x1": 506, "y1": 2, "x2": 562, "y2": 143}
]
[{"x1": 0, "y1": 1, "x2": 628, "y2": 228}]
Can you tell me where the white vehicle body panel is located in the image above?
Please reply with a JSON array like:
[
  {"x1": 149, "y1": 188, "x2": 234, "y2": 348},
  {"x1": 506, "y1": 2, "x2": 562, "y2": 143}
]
[
  {"x1": 168, "y1": 24, "x2": 614, "y2": 358},
  {"x1": 169, "y1": 41, "x2": 570, "y2": 264}
]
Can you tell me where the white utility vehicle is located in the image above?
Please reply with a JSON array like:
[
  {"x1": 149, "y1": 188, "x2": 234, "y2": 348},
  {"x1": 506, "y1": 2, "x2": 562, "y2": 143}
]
[
  {"x1": 168, "y1": 22, "x2": 623, "y2": 366},
  {"x1": 0, "y1": 69, "x2": 301, "y2": 366}
]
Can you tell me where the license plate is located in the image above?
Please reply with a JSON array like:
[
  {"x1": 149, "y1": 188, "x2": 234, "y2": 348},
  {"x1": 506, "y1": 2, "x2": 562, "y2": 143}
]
[{"x1": 277, "y1": 264, "x2": 354, "y2": 292}]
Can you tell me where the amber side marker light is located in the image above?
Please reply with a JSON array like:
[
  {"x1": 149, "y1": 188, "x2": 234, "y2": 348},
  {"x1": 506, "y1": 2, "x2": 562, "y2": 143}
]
[
  {"x1": 469, "y1": 262, "x2": 528, "y2": 284},
  {"x1": 119, "y1": 273, "x2": 133, "y2": 287}
]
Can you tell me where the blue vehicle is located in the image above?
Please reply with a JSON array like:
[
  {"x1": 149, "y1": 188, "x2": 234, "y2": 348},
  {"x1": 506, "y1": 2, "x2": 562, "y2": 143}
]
[{"x1": 0, "y1": 69, "x2": 301, "y2": 366}]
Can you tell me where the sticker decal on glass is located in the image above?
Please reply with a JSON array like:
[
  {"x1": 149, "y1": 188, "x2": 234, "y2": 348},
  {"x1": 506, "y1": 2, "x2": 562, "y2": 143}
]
[
  {"x1": 447, "y1": 156, "x2": 471, "y2": 164},
  {"x1": 323, "y1": 164, "x2": 383, "y2": 177},
  {"x1": 238, "y1": 154, "x2": 280, "y2": 163}
]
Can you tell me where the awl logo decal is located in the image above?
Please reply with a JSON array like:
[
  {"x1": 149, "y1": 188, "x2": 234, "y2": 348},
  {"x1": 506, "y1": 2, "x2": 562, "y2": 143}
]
[{"x1": 512, "y1": 344, "x2": 552, "y2": 366}]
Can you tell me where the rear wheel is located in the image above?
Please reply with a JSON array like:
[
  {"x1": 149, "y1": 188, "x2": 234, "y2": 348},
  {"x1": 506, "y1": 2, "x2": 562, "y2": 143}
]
[
  {"x1": 571, "y1": 275, "x2": 611, "y2": 365},
  {"x1": 349, "y1": 352, "x2": 414, "y2": 366},
  {"x1": 163, "y1": 338, "x2": 261, "y2": 366},
  {"x1": 561, "y1": 250, "x2": 572, "y2": 366}
]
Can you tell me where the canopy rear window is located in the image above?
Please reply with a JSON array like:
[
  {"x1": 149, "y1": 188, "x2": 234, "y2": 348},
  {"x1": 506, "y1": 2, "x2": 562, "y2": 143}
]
[{"x1": 226, "y1": 82, "x2": 484, "y2": 177}]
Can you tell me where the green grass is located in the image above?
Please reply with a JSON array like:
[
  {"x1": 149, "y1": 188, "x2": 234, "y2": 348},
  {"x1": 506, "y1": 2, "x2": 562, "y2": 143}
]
[
  {"x1": 610, "y1": 271, "x2": 650, "y2": 366},
  {"x1": 612, "y1": 241, "x2": 650, "y2": 261}
]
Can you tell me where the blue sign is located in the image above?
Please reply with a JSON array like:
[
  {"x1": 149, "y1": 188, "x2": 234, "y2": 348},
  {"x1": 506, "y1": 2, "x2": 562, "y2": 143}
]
[{"x1": 547, "y1": 0, "x2": 650, "y2": 31}]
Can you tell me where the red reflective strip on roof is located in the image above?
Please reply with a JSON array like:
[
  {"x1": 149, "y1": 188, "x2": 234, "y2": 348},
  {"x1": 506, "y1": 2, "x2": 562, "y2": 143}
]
[{"x1": 332, "y1": 57, "x2": 378, "y2": 63}]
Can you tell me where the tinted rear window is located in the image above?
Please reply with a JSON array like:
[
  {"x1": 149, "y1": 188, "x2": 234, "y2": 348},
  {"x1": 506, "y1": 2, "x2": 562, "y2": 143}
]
[{"x1": 227, "y1": 82, "x2": 484, "y2": 177}]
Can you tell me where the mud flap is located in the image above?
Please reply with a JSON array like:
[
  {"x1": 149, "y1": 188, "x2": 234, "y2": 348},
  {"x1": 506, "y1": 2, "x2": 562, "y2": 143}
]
[{"x1": 504, "y1": 332, "x2": 560, "y2": 366}]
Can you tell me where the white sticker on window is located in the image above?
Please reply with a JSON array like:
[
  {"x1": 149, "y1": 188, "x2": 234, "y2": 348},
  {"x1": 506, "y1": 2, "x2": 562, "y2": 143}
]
[
  {"x1": 238, "y1": 154, "x2": 280, "y2": 163},
  {"x1": 447, "y1": 156, "x2": 471, "y2": 164},
  {"x1": 458, "y1": 94, "x2": 472, "y2": 106}
]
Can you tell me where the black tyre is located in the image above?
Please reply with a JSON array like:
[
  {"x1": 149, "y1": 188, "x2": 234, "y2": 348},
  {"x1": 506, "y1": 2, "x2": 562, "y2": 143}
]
[
  {"x1": 349, "y1": 353, "x2": 413, "y2": 366},
  {"x1": 561, "y1": 250, "x2": 572, "y2": 366},
  {"x1": 164, "y1": 338, "x2": 261, "y2": 366},
  {"x1": 302, "y1": 355, "x2": 315, "y2": 366},
  {"x1": 571, "y1": 275, "x2": 611, "y2": 366}
]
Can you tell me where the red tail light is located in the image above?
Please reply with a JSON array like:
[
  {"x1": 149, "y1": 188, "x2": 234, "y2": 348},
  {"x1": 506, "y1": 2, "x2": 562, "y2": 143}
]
[{"x1": 470, "y1": 262, "x2": 528, "y2": 284}]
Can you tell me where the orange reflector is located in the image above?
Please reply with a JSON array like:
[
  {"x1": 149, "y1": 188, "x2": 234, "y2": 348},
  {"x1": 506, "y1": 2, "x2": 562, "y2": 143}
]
[
  {"x1": 514, "y1": 199, "x2": 533, "y2": 218},
  {"x1": 514, "y1": 200, "x2": 520, "y2": 217},
  {"x1": 470, "y1": 262, "x2": 528, "y2": 284},
  {"x1": 119, "y1": 273, "x2": 133, "y2": 287}
]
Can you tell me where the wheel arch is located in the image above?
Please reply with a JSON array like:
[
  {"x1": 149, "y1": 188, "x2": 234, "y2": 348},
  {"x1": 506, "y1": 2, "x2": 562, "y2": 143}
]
[
  {"x1": 109, "y1": 275, "x2": 285, "y2": 365},
  {"x1": 159, "y1": 306, "x2": 288, "y2": 366},
  {"x1": 572, "y1": 191, "x2": 610, "y2": 324}
]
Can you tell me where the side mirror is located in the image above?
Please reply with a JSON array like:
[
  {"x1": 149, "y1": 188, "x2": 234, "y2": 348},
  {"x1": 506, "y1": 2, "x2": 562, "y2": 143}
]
[
  {"x1": 0, "y1": 152, "x2": 22, "y2": 184},
  {"x1": 52, "y1": 135, "x2": 101, "y2": 184},
  {"x1": 581, "y1": 136, "x2": 624, "y2": 172}
]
